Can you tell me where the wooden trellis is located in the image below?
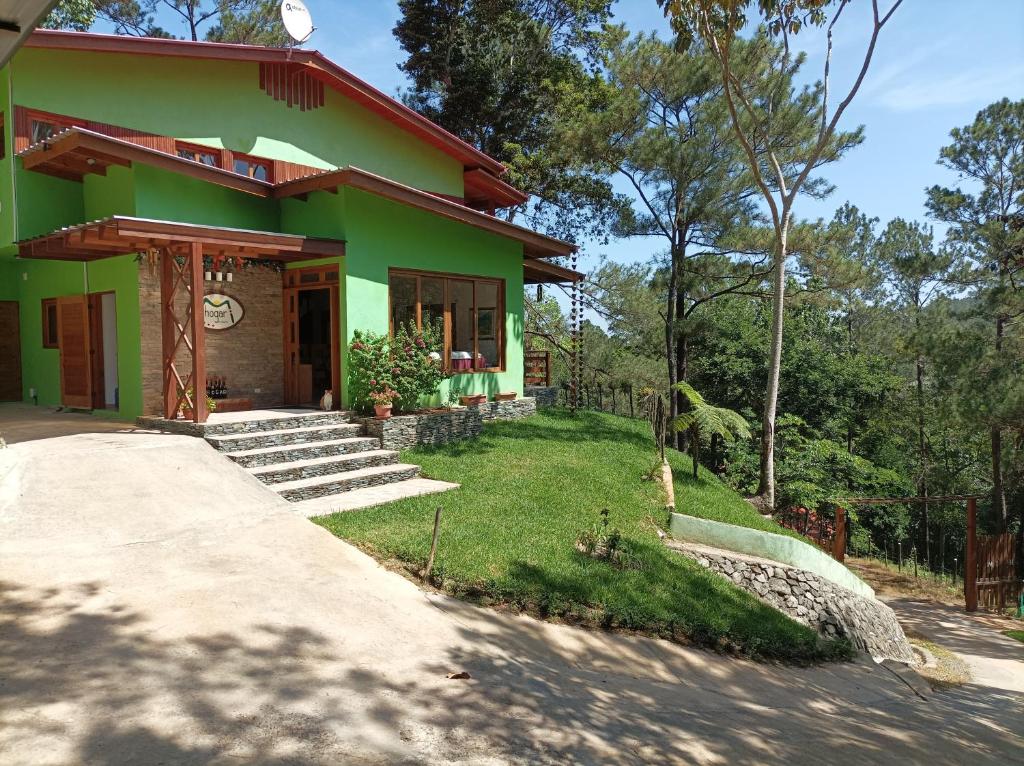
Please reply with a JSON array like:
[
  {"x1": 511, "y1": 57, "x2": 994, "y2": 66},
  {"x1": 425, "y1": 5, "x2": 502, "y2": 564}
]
[{"x1": 161, "y1": 242, "x2": 207, "y2": 423}]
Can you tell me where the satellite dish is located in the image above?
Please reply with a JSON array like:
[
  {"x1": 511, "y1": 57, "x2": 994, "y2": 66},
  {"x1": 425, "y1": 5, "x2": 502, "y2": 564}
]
[{"x1": 280, "y1": 0, "x2": 314, "y2": 44}]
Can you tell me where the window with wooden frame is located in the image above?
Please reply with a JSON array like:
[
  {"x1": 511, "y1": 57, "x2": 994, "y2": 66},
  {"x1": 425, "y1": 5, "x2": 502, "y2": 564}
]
[
  {"x1": 232, "y1": 152, "x2": 272, "y2": 182},
  {"x1": 28, "y1": 110, "x2": 81, "y2": 145},
  {"x1": 175, "y1": 141, "x2": 220, "y2": 167},
  {"x1": 41, "y1": 298, "x2": 58, "y2": 348},
  {"x1": 389, "y1": 270, "x2": 504, "y2": 373}
]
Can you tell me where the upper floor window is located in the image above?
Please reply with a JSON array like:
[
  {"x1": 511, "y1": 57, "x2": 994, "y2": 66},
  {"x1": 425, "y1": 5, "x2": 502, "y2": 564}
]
[
  {"x1": 31, "y1": 118, "x2": 70, "y2": 144},
  {"x1": 389, "y1": 270, "x2": 504, "y2": 372},
  {"x1": 232, "y1": 153, "x2": 272, "y2": 182},
  {"x1": 176, "y1": 142, "x2": 220, "y2": 167}
]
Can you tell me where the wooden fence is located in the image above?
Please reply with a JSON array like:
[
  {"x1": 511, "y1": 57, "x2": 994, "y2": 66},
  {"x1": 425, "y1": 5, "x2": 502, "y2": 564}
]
[
  {"x1": 976, "y1": 533, "x2": 1022, "y2": 611},
  {"x1": 524, "y1": 350, "x2": 551, "y2": 386}
]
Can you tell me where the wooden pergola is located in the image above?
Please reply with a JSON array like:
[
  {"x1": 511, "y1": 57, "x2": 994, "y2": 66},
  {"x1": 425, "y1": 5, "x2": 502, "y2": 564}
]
[{"x1": 19, "y1": 216, "x2": 345, "y2": 423}]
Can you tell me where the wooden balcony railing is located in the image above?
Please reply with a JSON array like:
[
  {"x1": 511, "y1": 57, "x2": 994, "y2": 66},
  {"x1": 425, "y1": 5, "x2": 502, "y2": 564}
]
[{"x1": 524, "y1": 349, "x2": 551, "y2": 386}]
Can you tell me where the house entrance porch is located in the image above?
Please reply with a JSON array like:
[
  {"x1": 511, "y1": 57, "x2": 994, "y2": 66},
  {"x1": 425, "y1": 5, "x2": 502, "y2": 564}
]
[{"x1": 19, "y1": 216, "x2": 346, "y2": 424}]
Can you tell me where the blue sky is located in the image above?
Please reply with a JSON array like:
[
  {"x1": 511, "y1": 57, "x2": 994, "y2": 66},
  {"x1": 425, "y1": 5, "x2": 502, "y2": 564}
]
[{"x1": 128, "y1": 1, "x2": 1024, "y2": 271}]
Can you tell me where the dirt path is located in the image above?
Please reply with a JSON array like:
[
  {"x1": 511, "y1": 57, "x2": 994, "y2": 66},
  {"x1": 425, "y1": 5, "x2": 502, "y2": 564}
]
[{"x1": 2, "y1": 423, "x2": 1022, "y2": 764}]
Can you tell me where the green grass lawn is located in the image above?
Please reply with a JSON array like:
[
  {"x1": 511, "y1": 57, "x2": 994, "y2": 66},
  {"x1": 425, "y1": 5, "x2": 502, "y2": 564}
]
[
  {"x1": 314, "y1": 409, "x2": 850, "y2": 662},
  {"x1": 1006, "y1": 630, "x2": 1024, "y2": 645},
  {"x1": 667, "y1": 447, "x2": 806, "y2": 540}
]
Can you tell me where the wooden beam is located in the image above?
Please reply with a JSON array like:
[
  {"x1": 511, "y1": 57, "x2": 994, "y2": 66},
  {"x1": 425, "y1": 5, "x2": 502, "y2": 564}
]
[
  {"x1": 966, "y1": 497, "x2": 978, "y2": 613},
  {"x1": 161, "y1": 249, "x2": 176, "y2": 420},
  {"x1": 189, "y1": 242, "x2": 208, "y2": 424}
]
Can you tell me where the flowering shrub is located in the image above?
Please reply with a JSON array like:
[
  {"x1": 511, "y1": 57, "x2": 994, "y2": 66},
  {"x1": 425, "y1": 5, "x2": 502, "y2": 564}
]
[{"x1": 348, "y1": 319, "x2": 449, "y2": 413}]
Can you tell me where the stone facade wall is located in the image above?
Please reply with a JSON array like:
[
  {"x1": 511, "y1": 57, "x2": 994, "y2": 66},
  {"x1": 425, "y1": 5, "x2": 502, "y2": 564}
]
[
  {"x1": 671, "y1": 541, "x2": 914, "y2": 663},
  {"x1": 524, "y1": 385, "x2": 560, "y2": 408},
  {"x1": 480, "y1": 397, "x2": 536, "y2": 421},
  {"x1": 139, "y1": 260, "x2": 284, "y2": 415},
  {"x1": 359, "y1": 397, "x2": 536, "y2": 450}
]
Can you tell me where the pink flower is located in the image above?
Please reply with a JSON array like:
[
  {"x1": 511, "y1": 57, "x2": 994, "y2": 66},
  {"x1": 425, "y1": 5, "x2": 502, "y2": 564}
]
[
  {"x1": 404, "y1": 345, "x2": 413, "y2": 354},
  {"x1": 392, "y1": 367, "x2": 400, "y2": 374},
  {"x1": 415, "y1": 338, "x2": 425, "y2": 348},
  {"x1": 369, "y1": 379, "x2": 377, "y2": 387}
]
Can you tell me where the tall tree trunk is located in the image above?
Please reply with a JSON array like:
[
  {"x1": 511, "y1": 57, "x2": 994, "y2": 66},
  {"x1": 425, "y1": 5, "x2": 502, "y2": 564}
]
[
  {"x1": 756, "y1": 212, "x2": 791, "y2": 511},
  {"x1": 992, "y1": 315, "x2": 1008, "y2": 529},
  {"x1": 675, "y1": 317, "x2": 689, "y2": 452},
  {"x1": 665, "y1": 242, "x2": 679, "y2": 440},
  {"x1": 915, "y1": 327, "x2": 930, "y2": 570}
]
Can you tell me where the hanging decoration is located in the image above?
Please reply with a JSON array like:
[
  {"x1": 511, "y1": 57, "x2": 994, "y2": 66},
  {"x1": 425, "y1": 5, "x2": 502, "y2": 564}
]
[
  {"x1": 259, "y1": 62, "x2": 325, "y2": 112},
  {"x1": 569, "y1": 251, "x2": 581, "y2": 414}
]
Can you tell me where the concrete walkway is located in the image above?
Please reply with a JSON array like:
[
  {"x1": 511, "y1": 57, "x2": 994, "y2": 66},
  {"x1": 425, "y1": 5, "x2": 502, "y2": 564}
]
[
  {"x1": 885, "y1": 598, "x2": 1024, "y2": 694},
  {"x1": 1, "y1": 422, "x2": 1022, "y2": 764}
]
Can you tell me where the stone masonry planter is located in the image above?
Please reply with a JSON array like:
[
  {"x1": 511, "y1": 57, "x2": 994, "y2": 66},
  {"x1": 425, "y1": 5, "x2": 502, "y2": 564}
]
[{"x1": 359, "y1": 397, "x2": 537, "y2": 451}]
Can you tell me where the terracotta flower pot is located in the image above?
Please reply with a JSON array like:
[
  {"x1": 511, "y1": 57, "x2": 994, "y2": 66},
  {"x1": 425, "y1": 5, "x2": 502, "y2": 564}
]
[
  {"x1": 374, "y1": 403, "x2": 393, "y2": 419},
  {"x1": 494, "y1": 392, "x2": 517, "y2": 401},
  {"x1": 460, "y1": 394, "x2": 486, "y2": 406}
]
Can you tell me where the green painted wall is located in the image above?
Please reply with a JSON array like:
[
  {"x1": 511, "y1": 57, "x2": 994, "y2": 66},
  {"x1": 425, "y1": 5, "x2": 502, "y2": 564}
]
[
  {"x1": 16, "y1": 258, "x2": 86, "y2": 407},
  {"x1": 9, "y1": 47, "x2": 465, "y2": 197},
  {"x1": 341, "y1": 188, "x2": 525, "y2": 407},
  {"x1": 132, "y1": 165, "x2": 278, "y2": 229},
  {"x1": 668, "y1": 512, "x2": 875, "y2": 598},
  {"x1": 84, "y1": 255, "x2": 143, "y2": 419},
  {"x1": 14, "y1": 255, "x2": 140, "y2": 420},
  {"x1": 15, "y1": 165, "x2": 84, "y2": 241},
  {"x1": 0, "y1": 65, "x2": 15, "y2": 252},
  {"x1": 84, "y1": 165, "x2": 136, "y2": 220}
]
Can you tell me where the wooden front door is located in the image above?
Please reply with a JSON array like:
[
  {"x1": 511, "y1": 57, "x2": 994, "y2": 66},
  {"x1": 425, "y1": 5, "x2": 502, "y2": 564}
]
[
  {"x1": 0, "y1": 301, "x2": 21, "y2": 401},
  {"x1": 57, "y1": 295, "x2": 92, "y2": 409},
  {"x1": 283, "y1": 266, "x2": 340, "y2": 408}
]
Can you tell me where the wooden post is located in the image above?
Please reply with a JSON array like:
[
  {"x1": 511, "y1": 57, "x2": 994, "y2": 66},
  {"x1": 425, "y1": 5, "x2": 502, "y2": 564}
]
[
  {"x1": 425, "y1": 506, "x2": 443, "y2": 580},
  {"x1": 832, "y1": 506, "x2": 846, "y2": 563},
  {"x1": 965, "y1": 497, "x2": 978, "y2": 613},
  {"x1": 544, "y1": 349, "x2": 551, "y2": 386},
  {"x1": 189, "y1": 242, "x2": 208, "y2": 423},
  {"x1": 160, "y1": 249, "x2": 176, "y2": 420}
]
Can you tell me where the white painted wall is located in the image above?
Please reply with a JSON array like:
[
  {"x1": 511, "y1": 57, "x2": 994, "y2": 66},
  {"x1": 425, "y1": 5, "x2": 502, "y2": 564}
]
[{"x1": 101, "y1": 293, "x2": 118, "y2": 407}]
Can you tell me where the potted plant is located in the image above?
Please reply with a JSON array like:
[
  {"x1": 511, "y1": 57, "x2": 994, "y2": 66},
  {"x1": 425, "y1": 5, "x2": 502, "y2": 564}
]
[
  {"x1": 494, "y1": 391, "x2": 517, "y2": 401},
  {"x1": 370, "y1": 387, "x2": 400, "y2": 419},
  {"x1": 460, "y1": 393, "x2": 486, "y2": 406},
  {"x1": 178, "y1": 387, "x2": 217, "y2": 420}
]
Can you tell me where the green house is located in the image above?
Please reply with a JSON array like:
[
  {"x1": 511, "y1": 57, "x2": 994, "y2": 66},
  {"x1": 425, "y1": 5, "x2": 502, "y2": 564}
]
[{"x1": 0, "y1": 30, "x2": 578, "y2": 422}]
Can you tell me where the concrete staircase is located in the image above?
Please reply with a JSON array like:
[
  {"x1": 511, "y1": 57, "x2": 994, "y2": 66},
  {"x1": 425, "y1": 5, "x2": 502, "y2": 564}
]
[{"x1": 203, "y1": 410, "x2": 452, "y2": 515}]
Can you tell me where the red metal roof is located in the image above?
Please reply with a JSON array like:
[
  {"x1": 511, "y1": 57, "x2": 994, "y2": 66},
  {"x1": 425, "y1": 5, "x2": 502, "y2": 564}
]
[{"x1": 25, "y1": 29, "x2": 506, "y2": 176}]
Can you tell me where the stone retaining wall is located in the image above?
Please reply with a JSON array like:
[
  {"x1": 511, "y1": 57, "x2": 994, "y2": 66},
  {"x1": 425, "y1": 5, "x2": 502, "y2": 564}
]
[
  {"x1": 524, "y1": 386, "x2": 560, "y2": 408},
  {"x1": 360, "y1": 397, "x2": 536, "y2": 451},
  {"x1": 670, "y1": 541, "x2": 914, "y2": 663}
]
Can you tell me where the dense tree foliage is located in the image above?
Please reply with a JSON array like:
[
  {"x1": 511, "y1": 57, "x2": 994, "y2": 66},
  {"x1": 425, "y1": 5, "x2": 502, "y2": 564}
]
[
  {"x1": 44, "y1": 0, "x2": 288, "y2": 43},
  {"x1": 394, "y1": 0, "x2": 624, "y2": 243}
]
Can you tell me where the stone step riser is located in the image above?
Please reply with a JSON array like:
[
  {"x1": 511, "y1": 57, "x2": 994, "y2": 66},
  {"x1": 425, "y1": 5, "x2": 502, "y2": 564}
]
[
  {"x1": 201, "y1": 411, "x2": 354, "y2": 437},
  {"x1": 277, "y1": 466, "x2": 421, "y2": 502},
  {"x1": 253, "y1": 452, "x2": 400, "y2": 484},
  {"x1": 226, "y1": 438, "x2": 380, "y2": 468},
  {"x1": 209, "y1": 425, "x2": 365, "y2": 452}
]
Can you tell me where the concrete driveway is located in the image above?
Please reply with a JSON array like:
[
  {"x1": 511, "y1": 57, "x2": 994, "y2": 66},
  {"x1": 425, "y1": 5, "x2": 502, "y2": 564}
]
[{"x1": 1, "y1": 422, "x2": 1022, "y2": 764}]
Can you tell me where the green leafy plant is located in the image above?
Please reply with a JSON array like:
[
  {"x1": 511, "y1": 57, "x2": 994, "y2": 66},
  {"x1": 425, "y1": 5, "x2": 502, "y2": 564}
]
[
  {"x1": 177, "y1": 387, "x2": 216, "y2": 417},
  {"x1": 670, "y1": 383, "x2": 750, "y2": 479},
  {"x1": 348, "y1": 319, "x2": 450, "y2": 414},
  {"x1": 576, "y1": 509, "x2": 637, "y2": 569},
  {"x1": 445, "y1": 383, "x2": 462, "y2": 411}
]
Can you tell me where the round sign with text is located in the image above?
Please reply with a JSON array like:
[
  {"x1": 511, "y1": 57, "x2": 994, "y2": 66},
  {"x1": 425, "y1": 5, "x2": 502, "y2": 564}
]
[{"x1": 203, "y1": 294, "x2": 245, "y2": 331}]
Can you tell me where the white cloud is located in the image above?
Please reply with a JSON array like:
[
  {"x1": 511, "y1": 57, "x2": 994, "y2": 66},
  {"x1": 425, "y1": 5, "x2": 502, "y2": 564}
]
[{"x1": 874, "y1": 64, "x2": 1024, "y2": 111}]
